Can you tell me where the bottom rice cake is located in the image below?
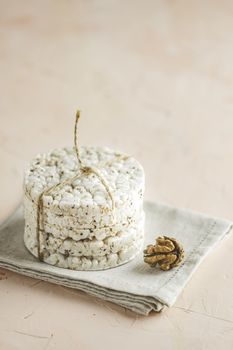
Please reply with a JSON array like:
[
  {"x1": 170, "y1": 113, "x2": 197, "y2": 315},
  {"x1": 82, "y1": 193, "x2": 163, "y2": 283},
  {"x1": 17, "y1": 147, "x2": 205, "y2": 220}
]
[
  {"x1": 24, "y1": 215, "x2": 144, "y2": 257},
  {"x1": 45, "y1": 238, "x2": 143, "y2": 270},
  {"x1": 24, "y1": 229, "x2": 144, "y2": 270}
]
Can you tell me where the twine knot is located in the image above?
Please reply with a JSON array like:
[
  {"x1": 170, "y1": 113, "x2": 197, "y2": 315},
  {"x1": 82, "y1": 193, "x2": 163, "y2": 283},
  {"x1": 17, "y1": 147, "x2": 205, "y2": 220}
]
[{"x1": 81, "y1": 166, "x2": 93, "y2": 174}]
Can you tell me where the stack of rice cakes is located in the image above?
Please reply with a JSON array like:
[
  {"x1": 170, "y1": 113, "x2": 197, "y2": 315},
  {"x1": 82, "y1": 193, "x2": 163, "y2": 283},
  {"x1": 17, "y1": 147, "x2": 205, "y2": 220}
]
[{"x1": 24, "y1": 146, "x2": 145, "y2": 270}]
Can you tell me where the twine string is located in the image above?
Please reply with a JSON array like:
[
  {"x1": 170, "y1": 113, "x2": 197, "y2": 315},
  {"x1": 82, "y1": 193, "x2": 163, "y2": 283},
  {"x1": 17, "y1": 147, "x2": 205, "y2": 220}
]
[
  {"x1": 36, "y1": 111, "x2": 115, "y2": 261},
  {"x1": 73, "y1": 111, "x2": 115, "y2": 214},
  {"x1": 74, "y1": 110, "x2": 83, "y2": 168}
]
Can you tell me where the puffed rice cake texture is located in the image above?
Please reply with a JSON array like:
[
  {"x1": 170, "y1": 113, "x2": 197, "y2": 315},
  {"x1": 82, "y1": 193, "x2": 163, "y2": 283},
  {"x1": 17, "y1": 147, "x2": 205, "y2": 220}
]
[{"x1": 23, "y1": 146, "x2": 145, "y2": 270}]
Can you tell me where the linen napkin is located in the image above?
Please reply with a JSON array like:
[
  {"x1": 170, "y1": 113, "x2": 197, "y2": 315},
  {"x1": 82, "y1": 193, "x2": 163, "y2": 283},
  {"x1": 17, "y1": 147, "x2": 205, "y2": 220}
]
[{"x1": 0, "y1": 201, "x2": 232, "y2": 315}]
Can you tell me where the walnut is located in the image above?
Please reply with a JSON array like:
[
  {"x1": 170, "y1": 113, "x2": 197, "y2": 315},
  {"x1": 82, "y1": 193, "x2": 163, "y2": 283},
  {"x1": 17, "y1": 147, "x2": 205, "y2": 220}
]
[{"x1": 143, "y1": 236, "x2": 184, "y2": 271}]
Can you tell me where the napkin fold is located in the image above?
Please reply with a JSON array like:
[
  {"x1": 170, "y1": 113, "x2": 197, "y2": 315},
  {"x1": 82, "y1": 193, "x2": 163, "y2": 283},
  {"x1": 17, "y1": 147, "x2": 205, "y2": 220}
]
[{"x1": 0, "y1": 201, "x2": 232, "y2": 315}]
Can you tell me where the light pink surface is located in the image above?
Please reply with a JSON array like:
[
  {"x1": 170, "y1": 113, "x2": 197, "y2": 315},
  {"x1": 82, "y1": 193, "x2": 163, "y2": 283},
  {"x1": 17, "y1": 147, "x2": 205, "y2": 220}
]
[{"x1": 0, "y1": 1, "x2": 233, "y2": 349}]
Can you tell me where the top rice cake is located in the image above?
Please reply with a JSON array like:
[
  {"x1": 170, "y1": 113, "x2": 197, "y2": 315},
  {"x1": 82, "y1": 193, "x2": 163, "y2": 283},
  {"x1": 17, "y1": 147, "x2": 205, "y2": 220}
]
[{"x1": 23, "y1": 146, "x2": 145, "y2": 231}]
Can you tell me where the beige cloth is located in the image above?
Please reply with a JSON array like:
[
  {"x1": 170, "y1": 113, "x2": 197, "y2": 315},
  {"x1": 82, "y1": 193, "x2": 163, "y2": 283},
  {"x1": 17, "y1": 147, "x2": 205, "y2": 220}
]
[{"x1": 0, "y1": 201, "x2": 232, "y2": 315}]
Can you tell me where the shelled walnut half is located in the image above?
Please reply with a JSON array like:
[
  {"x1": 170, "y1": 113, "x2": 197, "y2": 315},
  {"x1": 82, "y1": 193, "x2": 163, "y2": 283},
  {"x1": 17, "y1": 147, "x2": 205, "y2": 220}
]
[{"x1": 143, "y1": 236, "x2": 184, "y2": 271}]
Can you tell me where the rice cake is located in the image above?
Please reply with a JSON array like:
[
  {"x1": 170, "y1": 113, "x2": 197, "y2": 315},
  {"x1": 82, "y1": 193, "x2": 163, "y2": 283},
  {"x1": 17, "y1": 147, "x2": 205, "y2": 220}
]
[
  {"x1": 24, "y1": 214, "x2": 144, "y2": 258},
  {"x1": 23, "y1": 146, "x2": 145, "y2": 270}
]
